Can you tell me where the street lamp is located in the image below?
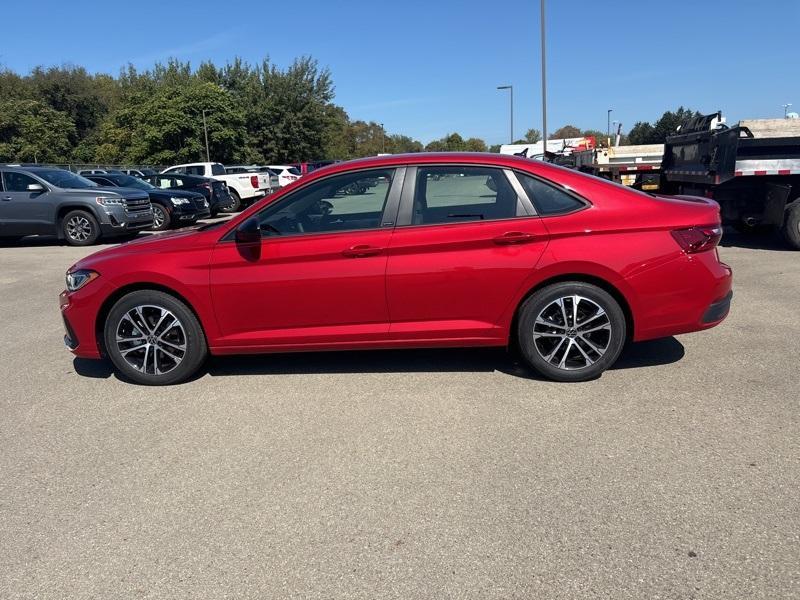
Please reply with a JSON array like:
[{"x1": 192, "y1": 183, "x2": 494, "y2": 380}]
[
  {"x1": 497, "y1": 85, "x2": 514, "y2": 144},
  {"x1": 380, "y1": 122, "x2": 386, "y2": 154},
  {"x1": 783, "y1": 103, "x2": 793, "y2": 118},
  {"x1": 607, "y1": 109, "x2": 613, "y2": 139},
  {"x1": 202, "y1": 110, "x2": 211, "y2": 162},
  {"x1": 540, "y1": 0, "x2": 547, "y2": 148}
]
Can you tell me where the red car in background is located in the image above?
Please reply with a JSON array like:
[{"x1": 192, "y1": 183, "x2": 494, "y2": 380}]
[{"x1": 60, "y1": 153, "x2": 732, "y2": 385}]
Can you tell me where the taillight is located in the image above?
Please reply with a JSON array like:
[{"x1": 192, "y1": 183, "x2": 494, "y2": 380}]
[
  {"x1": 250, "y1": 175, "x2": 259, "y2": 188},
  {"x1": 671, "y1": 226, "x2": 722, "y2": 254}
]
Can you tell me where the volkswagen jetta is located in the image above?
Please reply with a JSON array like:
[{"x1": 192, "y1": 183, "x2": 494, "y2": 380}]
[{"x1": 59, "y1": 153, "x2": 732, "y2": 385}]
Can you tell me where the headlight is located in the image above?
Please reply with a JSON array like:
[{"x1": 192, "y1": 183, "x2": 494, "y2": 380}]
[
  {"x1": 95, "y1": 196, "x2": 124, "y2": 206},
  {"x1": 66, "y1": 269, "x2": 99, "y2": 292},
  {"x1": 170, "y1": 197, "x2": 190, "y2": 206}
]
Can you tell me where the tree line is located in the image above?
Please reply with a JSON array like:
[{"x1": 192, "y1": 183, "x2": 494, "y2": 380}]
[{"x1": 0, "y1": 58, "x2": 698, "y2": 165}]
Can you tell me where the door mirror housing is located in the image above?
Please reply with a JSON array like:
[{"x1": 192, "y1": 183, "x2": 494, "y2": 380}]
[
  {"x1": 27, "y1": 183, "x2": 45, "y2": 192},
  {"x1": 235, "y1": 217, "x2": 261, "y2": 245}
]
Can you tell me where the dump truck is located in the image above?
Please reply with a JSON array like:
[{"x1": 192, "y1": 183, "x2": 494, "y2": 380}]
[{"x1": 661, "y1": 112, "x2": 800, "y2": 248}]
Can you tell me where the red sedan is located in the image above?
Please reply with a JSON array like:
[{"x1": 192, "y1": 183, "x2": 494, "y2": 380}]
[{"x1": 60, "y1": 153, "x2": 732, "y2": 385}]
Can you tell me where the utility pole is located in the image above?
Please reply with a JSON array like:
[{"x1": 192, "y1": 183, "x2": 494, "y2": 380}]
[
  {"x1": 497, "y1": 85, "x2": 514, "y2": 143},
  {"x1": 202, "y1": 110, "x2": 210, "y2": 162},
  {"x1": 540, "y1": 0, "x2": 547, "y2": 150}
]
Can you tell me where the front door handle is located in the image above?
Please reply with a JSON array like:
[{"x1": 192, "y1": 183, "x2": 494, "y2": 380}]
[
  {"x1": 493, "y1": 231, "x2": 536, "y2": 245},
  {"x1": 342, "y1": 244, "x2": 383, "y2": 258},
  {"x1": 1, "y1": 196, "x2": 11, "y2": 201}
]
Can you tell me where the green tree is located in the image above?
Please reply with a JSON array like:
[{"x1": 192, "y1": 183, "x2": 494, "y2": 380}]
[
  {"x1": 523, "y1": 128, "x2": 542, "y2": 143},
  {"x1": 100, "y1": 79, "x2": 246, "y2": 164},
  {"x1": 0, "y1": 99, "x2": 75, "y2": 162},
  {"x1": 549, "y1": 125, "x2": 582, "y2": 139},
  {"x1": 627, "y1": 107, "x2": 700, "y2": 144}
]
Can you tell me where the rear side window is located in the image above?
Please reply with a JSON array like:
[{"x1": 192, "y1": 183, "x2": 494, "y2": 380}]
[
  {"x1": 412, "y1": 166, "x2": 518, "y2": 225},
  {"x1": 516, "y1": 172, "x2": 585, "y2": 216},
  {"x1": 210, "y1": 164, "x2": 225, "y2": 176}
]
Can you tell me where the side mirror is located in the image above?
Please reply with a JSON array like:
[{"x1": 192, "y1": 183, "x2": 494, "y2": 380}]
[
  {"x1": 235, "y1": 217, "x2": 261, "y2": 245},
  {"x1": 27, "y1": 183, "x2": 45, "y2": 192}
]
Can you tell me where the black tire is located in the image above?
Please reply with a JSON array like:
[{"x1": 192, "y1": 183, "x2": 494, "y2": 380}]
[
  {"x1": 62, "y1": 209, "x2": 100, "y2": 246},
  {"x1": 222, "y1": 190, "x2": 242, "y2": 213},
  {"x1": 151, "y1": 204, "x2": 172, "y2": 231},
  {"x1": 517, "y1": 282, "x2": 626, "y2": 382},
  {"x1": 780, "y1": 199, "x2": 800, "y2": 250},
  {"x1": 103, "y1": 290, "x2": 208, "y2": 386}
]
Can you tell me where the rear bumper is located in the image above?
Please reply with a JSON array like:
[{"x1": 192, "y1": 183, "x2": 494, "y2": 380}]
[
  {"x1": 630, "y1": 251, "x2": 733, "y2": 341},
  {"x1": 702, "y1": 290, "x2": 732, "y2": 324}
]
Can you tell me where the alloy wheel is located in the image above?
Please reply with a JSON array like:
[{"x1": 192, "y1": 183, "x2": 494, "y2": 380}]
[
  {"x1": 66, "y1": 216, "x2": 92, "y2": 241},
  {"x1": 153, "y1": 207, "x2": 166, "y2": 229},
  {"x1": 115, "y1": 305, "x2": 187, "y2": 376},
  {"x1": 532, "y1": 295, "x2": 612, "y2": 371}
]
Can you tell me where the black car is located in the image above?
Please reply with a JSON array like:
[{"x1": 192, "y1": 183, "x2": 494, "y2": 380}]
[
  {"x1": 85, "y1": 174, "x2": 210, "y2": 231},
  {"x1": 143, "y1": 174, "x2": 233, "y2": 217},
  {"x1": 121, "y1": 168, "x2": 158, "y2": 178}
]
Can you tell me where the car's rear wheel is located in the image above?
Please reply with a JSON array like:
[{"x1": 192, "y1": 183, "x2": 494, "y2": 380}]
[
  {"x1": 151, "y1": 204, "x2": 171, "y2": 231},
  {"x1": 62, "y1": 210, "x2": 100, "y2": 246},
  {"x1": 517, "y1": 282, "x2": 626, "y2": 382},
  {"x1": 222, "y1": 190, "x2": 242, "y2": 213},
  {"x1": 103, "y1": 290, "x2": 208, "y2": 385}
]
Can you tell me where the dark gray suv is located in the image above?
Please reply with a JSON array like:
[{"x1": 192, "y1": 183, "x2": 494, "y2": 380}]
[{"x1": 0, "y1": 167, "x2": 154, "y2": 246}]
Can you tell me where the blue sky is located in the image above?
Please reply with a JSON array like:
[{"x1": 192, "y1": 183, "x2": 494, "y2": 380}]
[{"x1": 1, "y1": 0, "x2": 797, "y2": 145}]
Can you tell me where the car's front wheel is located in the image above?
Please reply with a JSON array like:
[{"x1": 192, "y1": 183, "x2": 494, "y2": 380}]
[
  {"x1": 517, "y1": 282, "x2": 626, "y2": 382},
  {"x1": 62, "y1": 210, "x2": 100, "y2": 246},
  {"x1": 151, "y1": 204, "x2": 171, "y2": 231},
  {"x1": 103, "y1": 290, "x2": 208, "y2": 385},
  {"x1": 222, "y1": 190, "x2": 242, "y2": 213}
]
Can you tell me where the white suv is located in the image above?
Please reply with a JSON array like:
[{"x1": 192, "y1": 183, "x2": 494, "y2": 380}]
[{"x1": 266, "y1": 165, "x2": 302, "y2": 188}]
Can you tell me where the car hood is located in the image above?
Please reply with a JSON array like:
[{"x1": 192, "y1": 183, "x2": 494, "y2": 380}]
[
  {"x1": 71, "y1": 226, "x2": 215, "y2": 272},
  {"x1": 93, "y1": 186, "x2": 151, "y2": 200},
  {"x1": 147, "y1": 189, "x2": 205, "y2": 201}
]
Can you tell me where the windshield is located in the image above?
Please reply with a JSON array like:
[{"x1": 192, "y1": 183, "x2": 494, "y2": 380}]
[
  {"x1": 109, "y1": 174, "x2": 155, "y2": 190},
  {"x1": 35, "y1": 170, "x2": 97, "y2": 189}
]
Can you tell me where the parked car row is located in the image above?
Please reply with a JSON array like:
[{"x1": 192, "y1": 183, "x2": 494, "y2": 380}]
[{"x1": 0, "y1": 165, "x2": 236, "y2": 245}]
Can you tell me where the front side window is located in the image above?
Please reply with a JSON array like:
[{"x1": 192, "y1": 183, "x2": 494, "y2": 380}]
[
  {"x1": 4, "y1": 172, "x2": 42, "y2": 192},
  {"x1": 516, "y1": 172, "x2": 586, "y2": 216},
  {"x1": 256, "y1": 169, "x2": 395, "y2": 236},
  {"x1": 412, "y1": 166, "x2": 518, "y2": 225}
]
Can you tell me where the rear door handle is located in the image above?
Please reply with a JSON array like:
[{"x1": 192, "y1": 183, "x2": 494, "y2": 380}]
[
  {"x1": 493, "y1": 231, "x2": 536, "y2": 245},
  {"x1": 342, "y1": 244, "x2": 383, "y2": 258}
]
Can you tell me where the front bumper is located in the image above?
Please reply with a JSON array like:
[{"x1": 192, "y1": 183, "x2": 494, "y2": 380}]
[
  {"x1": 59, "y1": 283, "x2": 111, "y2": 359},
  {"x1": 99, "y1": 206, "x2": 154, "y2": 236}
]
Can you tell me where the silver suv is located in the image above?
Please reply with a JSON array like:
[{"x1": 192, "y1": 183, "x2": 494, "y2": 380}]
[{"x1": 0, "y1": 167, "x2": 154, "y2": 246}]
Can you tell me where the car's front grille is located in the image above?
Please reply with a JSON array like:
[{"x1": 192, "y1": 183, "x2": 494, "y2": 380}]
[{"x1": 124, "y1": 197, "x2": 151, "y2": 213}]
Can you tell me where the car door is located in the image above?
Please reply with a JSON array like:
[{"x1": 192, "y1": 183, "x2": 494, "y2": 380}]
[
  {"x1": 0, "y1": 171, "x2": 52, "y2": 235},
  {"x1": 385, "y1": 164, "x2": 549, "y2": 343},
  {"x1": 209, "y1": 167, "x2": 404, "y2": 350}
]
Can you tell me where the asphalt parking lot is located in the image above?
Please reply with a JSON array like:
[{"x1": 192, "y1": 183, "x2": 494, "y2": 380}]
[{"x1": 0, "y1": 229, "x2": 798, "y2": 599}]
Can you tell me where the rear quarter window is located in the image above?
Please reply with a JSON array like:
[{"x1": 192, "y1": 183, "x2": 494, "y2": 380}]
[{"x1": 516, "y1": 172, "x2": 586, "y2": 216}]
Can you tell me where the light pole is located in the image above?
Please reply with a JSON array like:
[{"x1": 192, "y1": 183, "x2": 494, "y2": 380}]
[
  {"x1": 202, "y1": 110, "x2": 211, "y2": 162},
  {"x1": 607, "y1": 109, "x2": 613, "y2": 139},
  {"x1": 380, "y1": 122, "x2": 386, "y2": 153},
  {"x1": 497, "y1": 85, "x2": 514, "y2": 143},
  {"x1": 783, "y1": 103, "x2": 793, "y2": 118},
  {"x1": 540, "y1": 0, "x2": 547, "y2": 149}
]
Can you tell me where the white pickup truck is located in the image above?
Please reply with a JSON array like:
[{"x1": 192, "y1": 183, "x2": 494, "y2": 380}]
[{"x1": 161, "y1": 162, "x2": 270, "y2": 211}]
